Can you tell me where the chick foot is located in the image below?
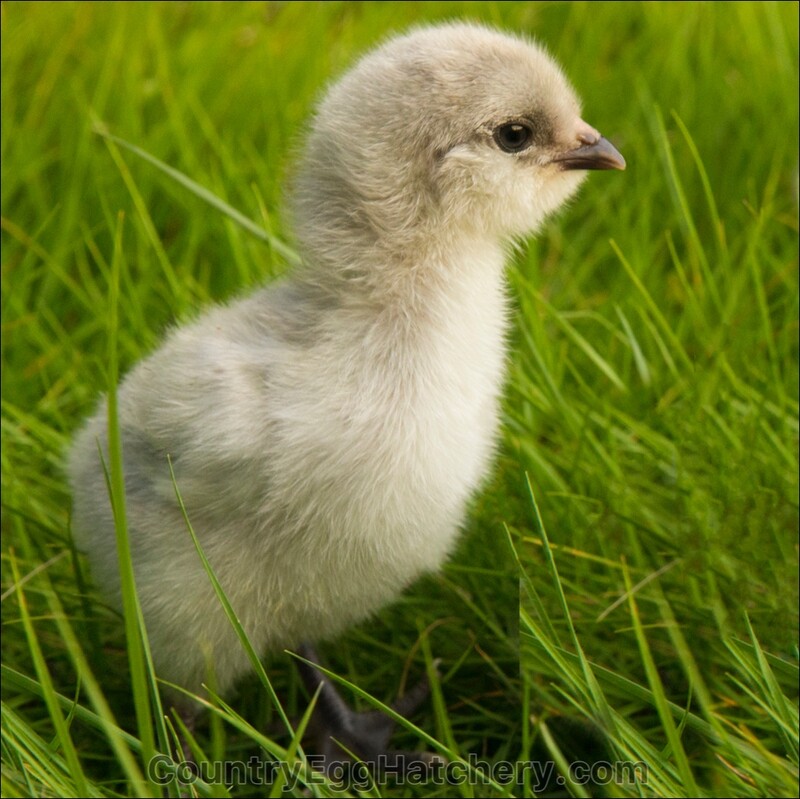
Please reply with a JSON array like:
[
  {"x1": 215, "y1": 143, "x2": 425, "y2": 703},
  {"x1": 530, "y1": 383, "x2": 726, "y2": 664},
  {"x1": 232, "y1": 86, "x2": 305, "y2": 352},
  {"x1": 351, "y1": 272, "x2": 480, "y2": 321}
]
[{"x1": 294, "y1": 643, "x2": 442, "y2": 776}]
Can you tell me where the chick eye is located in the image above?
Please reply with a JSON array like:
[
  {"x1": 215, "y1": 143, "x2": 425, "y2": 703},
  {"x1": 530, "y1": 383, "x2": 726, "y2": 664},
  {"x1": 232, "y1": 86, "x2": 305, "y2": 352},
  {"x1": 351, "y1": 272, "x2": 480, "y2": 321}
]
[{"x1": 493, "y1": 122, "x2": 533, "y2": 153}]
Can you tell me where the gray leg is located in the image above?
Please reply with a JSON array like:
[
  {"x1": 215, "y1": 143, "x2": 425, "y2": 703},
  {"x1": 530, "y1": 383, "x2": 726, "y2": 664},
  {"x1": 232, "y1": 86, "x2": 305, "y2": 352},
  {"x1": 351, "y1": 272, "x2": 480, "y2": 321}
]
[{"x1": 294, "y1": 643, "x2": 444, "y2": 775}]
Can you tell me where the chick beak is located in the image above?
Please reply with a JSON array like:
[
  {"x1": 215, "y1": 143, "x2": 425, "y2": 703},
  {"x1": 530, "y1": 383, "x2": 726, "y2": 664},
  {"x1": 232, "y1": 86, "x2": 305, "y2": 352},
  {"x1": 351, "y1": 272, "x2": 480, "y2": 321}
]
[{"x1": 553, "y1": 125, "x2": 626, "y2": 171}]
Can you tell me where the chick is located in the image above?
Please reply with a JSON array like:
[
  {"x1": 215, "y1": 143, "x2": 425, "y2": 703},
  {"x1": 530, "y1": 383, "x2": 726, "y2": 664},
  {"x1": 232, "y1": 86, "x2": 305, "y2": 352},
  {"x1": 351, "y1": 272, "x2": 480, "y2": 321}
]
[{"x1": 68, "y1": 22, "x2": 624, "y2": 767}]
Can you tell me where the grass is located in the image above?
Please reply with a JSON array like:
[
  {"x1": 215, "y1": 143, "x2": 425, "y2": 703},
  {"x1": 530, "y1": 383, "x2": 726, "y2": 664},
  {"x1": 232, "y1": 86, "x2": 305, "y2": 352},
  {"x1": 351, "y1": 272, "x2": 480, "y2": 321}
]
[{"x1": 1, "y1": 1, "x2": 797, "y2": 796}]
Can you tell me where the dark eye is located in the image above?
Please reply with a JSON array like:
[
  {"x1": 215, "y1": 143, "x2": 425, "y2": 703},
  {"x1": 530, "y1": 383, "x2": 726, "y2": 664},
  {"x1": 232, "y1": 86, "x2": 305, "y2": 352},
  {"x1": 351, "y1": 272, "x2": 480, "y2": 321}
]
[{"x1": 493, "y1": 122, "x2": 534, "y2": 153}]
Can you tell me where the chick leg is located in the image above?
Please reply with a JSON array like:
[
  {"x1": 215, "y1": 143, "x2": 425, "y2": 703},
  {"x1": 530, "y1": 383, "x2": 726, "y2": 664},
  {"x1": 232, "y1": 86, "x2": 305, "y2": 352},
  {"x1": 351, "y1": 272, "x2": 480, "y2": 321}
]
[{"x1": 294, "y1": 643, "x2": 442, "y2": 776}]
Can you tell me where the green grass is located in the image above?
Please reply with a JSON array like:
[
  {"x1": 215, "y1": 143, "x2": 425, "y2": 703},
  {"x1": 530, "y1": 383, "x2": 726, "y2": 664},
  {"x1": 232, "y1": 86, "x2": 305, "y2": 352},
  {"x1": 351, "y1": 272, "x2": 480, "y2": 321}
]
[{"x1": 2, "y1": 1, "x2": 797, "y2": 797}]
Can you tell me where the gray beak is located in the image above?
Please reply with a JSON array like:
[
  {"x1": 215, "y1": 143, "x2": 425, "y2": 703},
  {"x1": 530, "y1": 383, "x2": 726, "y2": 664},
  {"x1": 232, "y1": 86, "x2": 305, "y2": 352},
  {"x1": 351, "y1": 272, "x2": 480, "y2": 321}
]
[{"x1": 553, "y1": 136, "x2": 626, "y2": 171}]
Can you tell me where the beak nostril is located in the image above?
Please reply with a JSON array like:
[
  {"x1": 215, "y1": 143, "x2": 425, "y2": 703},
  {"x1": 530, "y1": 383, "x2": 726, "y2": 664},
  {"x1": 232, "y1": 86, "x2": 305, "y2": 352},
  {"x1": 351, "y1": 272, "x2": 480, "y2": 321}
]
[{"x1": 575, "y1": 120, "x2": 602, "y2": 146}]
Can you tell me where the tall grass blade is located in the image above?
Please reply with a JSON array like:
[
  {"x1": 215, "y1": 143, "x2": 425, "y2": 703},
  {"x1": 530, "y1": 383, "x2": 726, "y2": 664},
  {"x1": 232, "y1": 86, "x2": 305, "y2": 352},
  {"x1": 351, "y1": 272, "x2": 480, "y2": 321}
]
[{"x1": 93, "y1": 126, "x2": 301, "y2": 265}]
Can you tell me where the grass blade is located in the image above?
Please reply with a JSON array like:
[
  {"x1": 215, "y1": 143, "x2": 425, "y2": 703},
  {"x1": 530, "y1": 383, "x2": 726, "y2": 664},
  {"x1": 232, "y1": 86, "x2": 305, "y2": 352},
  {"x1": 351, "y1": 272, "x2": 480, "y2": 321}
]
[{"x1": 93, "y1": 125, "x2": 300, "y2": 265}]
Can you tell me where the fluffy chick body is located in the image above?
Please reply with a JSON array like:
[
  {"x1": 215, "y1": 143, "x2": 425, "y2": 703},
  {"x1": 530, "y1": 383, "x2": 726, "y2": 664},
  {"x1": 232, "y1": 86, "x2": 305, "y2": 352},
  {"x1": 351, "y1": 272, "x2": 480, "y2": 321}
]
[{"x1": 69, "y1": 23, "x2": 611, "y2": 706}]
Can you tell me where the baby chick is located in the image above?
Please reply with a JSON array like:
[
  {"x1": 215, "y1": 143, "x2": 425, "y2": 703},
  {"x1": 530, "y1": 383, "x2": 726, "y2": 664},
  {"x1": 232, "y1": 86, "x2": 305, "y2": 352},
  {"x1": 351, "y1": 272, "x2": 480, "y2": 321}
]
[{"x1": 69, "y1": 22, "x2": 624, "y2": 767}]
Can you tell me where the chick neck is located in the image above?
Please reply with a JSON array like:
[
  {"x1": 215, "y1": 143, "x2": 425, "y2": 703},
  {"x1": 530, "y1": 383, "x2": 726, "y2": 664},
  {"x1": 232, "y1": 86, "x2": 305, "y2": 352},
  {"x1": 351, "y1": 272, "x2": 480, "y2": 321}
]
[{"x1": 292, "y1": 195, "x2": 510, "y2": 322}]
